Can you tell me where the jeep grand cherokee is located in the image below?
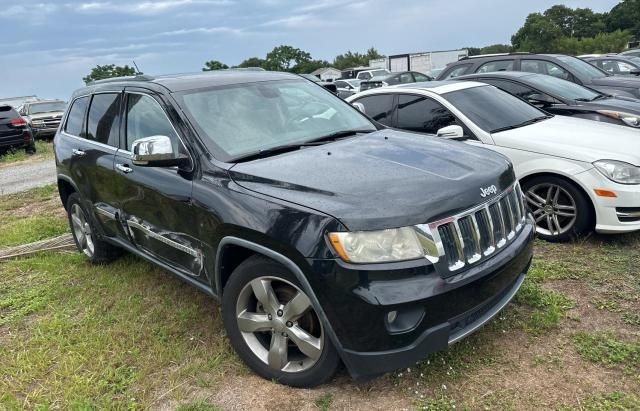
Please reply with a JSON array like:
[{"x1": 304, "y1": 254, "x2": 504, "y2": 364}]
[{"x1": 54, "y1": 70, "x2": 534, "y2": 387}]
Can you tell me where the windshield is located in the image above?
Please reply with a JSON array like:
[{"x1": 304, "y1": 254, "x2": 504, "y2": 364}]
[
  {"x1": 371, "y1": 70, "x2": 389, "y2": 77},
  {"x1": 554, "y1": 55, "x2": 609, "y2": 80},
  {"x1": 527, "y1": 74, "x2": 600, "y2": 101},
  {"x1": 29, "y1": 101, "x2": 66, "y2": 114},
  {"x1": 629, "y1": 57, "x2": 640, "y2": 66},
  {"x1": 178, "y1": 79, "x2": 375, "y2": 161},
  {"x1": 443, "y1": 85, "x2": 547, "y2": 133}
]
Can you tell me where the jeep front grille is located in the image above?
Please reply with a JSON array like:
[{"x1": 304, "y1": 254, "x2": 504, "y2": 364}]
[{"x1": 416, "y1": 183, "x2": 527, "y2": 273}]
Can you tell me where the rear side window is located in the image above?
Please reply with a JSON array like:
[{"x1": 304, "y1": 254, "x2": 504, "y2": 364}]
[
  {"x1": 441, "y1": 64, "x2": 472, "y2": 79},
  {"x1": 354, "y1": 94, "x2": 394, "y2": 126},
  {"x1": 87, "y1": 93, "x2": 121, "y2": 146},
  {"x1": 521, "y1": 60, "x2": 570, "y2": 80},
  {"x1": 396, "y1": 95, "x2": 457, "y2": 134},
  {"x1": 481, "y1": 79, "x2": 537, "y2": 100},
  {"x1": 64, "y1": 96, "x2": 89, "y2": 136},
  {"x1": 477, "y1": 60, "x2": 514, "y2": 73}
]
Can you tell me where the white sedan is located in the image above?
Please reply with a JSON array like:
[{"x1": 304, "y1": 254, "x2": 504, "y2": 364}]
[{"x1": 346, "y1": 81, "x2": 640, "y2": 242}]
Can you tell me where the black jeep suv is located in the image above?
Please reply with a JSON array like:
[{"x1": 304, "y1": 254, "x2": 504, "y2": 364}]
[
  {"x1": 437, "y1": 53, "x2": 640, "y2": 98},
  {"x1": 54, "y1": 70, "x2": 534, "y2": 387}
]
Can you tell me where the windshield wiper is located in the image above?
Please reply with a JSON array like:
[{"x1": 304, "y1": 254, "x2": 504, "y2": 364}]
[
  {"x1": 230, "y1": 129, "x2": 374, "y2": 162},
  {"x1": 575, "y1": 94, "x2": 606, "y2": 102},
  {"x1": 490, "y1": 115, "x2": 551, "y2": 133}
]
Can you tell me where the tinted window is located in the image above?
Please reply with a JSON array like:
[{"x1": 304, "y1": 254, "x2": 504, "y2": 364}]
[
  {"x1": 413, "y1": 73, "x2": 431, "y2": 82},
  {"x1": 481, "y1": 79, "x2": 538, "y2": 100},
  {"x1": 353, "y1": 94, "x2": 394, "y2": 126},
  {"x1": 526, "y1": 74, "x2": 600, "y2": 101},
  {"x1": 399, "y1": 73, "x2": 414, "y2": 83},
  {"x1": 28, "y1": 101, "x2": 66, "y2": 114},
  {"x1": 477, "y1": 60, "x2": 514, "y2": 73},
  {"x1": 442, "y1": 64, "x2": 472, "y2": 79},
  {"x1": 334, "y1": 80, "x2": 348, "y2": 88},
  {"x1": 554, "y1": 55, "x2": 608, "y2": 80},
  {"x1": 396, "y1": 95, "x2": 456, "y2": 134},
  {"x1": 87, "y1": 93, "x2": 121, "y2": 146},
  {"x1": 126, "y1": 94, "x2": 179, "y2": 151},
  {"x1": 521, "y1": 60, "x2": 570, "y2": 80},
  {"x1": 64, "y1": 96, "x2": 89, "y2": 136},
  {"x1": 443, "y1": 85, "x2": 547, "y2": 133}
]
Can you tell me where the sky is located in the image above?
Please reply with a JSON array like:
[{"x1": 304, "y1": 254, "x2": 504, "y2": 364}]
[{"x1": 0, "y1": 0, "x2": 620, "y2": 100}]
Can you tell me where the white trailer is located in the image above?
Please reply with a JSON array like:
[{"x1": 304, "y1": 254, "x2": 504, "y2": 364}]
[{"x1": 371, "y1": 49, "x2": 468, "y2": 74}]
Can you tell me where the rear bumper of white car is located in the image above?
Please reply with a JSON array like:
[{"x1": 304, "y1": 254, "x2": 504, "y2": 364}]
[{"x1": 579, "y1": 168, "x2": 640, "y2": 234}]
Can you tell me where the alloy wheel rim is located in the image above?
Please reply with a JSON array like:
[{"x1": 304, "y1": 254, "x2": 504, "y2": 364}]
[
  {"x1": 70, "y1": 204, "x2": 95, "y2": 257},
  {"x1": 235, "y1": 276, "x2": 323, "y2": 373},
  {"x1": 524, "y1": 183, "x2": 577, "y2": 237}
]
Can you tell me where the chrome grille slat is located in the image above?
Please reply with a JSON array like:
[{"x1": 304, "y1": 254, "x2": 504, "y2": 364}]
[{"x1": 420, "y1": 183, "x2": 527, "y2": 273}]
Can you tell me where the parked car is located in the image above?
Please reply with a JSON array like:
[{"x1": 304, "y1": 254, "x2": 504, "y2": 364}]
[
  {"x1": 347, "y1": 81, "x2": 640, "y2": 242},
  {"x1": 456, "y1": 71, "x2": 640, "y2": 129},
  {"x1": 341, "y1": 67, "x2": 391, "y2": 81},
  {"x1": 300, "y1": 74, "x2": 337, "y2": 94},
  {"x1": 19, "y1": 100, "x2": 66, "y2": 139},
  {"x1": 620, "y1": 48, "x2": 640, "y2": 58},
  {"x1": 55, "y1": 71, "x2": 534, "y2": 387},
  {"x1": 0, "y1": 105, "x2": 36, "y2": 154},
  {"x1": 583, "y1": 55, "x2": 640, "y2": 77},
  {"x1": 436, "y1": 53, "x2": 640, "y2": 98},
  {"x1": 359, "y1": 71, "x2": 432, "y2": 92},
  {"x1": 334, "y1": 79, "x2": 361, "y2": 98}
]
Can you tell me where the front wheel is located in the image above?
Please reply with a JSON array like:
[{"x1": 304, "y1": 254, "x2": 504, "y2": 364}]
[
  {"x1": 222, "y1": 256, "x2": 340, "y2": 387},
  {"x1": 521, "y1": 176, "x2": 593, "y2": 242}
]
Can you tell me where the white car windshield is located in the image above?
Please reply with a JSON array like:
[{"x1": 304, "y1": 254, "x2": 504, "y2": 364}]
[
  {"x1": 443, "y1": 85, "x2": 549, "y2": 133},
  {"x1": 178, "y1": 79, "x2": 376, "y2": 161}
]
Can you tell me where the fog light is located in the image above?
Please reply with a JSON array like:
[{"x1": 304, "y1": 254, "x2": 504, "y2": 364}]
[{"x1": 387, "y1": 310, "x2": 398, "y2": 324}]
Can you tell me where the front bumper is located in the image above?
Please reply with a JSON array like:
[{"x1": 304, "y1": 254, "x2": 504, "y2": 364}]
[
  {"x1": 578, "y1": 168, "x2": 640, "y2": 233},
  {"x1": 307, "y1": 220, "x2": 534, "y2": 379}
]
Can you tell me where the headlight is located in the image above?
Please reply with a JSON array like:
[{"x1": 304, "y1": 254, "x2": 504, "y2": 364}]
[
  {"x1": 597, "y1": 110, "x2": 640, "y2": 127},
  {"x1": 328, "y1": 227, "x2": 424, "y2": 263},
  {"x1": 594, "y1": 160, "x2": 640, "y2": 185}
]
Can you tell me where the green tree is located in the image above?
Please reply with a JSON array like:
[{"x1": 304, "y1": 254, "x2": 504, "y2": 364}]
[
  {"x1": 82, "y1": 64, "x2": 137, "y2": 84},
  {"x1": 333, "y1": 47, "x2": 384, "y2": 70},
  {"x1": 235, "y1": 57, "x2": 267, "y2": 69},
  {"x1": 480, "y1": 44, "x2": 512, "y2": 54},
  {"x1": 464, "y1": 46, "x2": 481, "y2": 56},
  {"x1": 202, "y1": 60, "x2": 229, "y2": 71},
  {"x1": 512, "y1": 13, "x2": 563, "y2": 52},
  {"x1": 265, "y1": 45, "x2": 311, "y2": 72},
  {"x1": 607, "y1": 0, "x2": 640, "y2": 37},
  {"x1": 292, "y1": 59, "x2": 330, "y2": 74}
]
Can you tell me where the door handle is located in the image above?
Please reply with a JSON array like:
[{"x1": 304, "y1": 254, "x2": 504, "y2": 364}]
[
  {"x1": 72, "y1": 148, "x2": 86, "y2": 157},
  {"x1": 116, "y1": 163, "x2": 133, "y2": 174}
]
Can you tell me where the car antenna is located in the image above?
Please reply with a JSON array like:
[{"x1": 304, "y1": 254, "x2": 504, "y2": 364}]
[{"x1": 133, "y1": 60, "x2": 143, "y2": 75}]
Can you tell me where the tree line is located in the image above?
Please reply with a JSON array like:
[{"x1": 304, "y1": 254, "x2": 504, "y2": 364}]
[{"x1": 83, "y1": 0, "x2": 639, "y2": 83}]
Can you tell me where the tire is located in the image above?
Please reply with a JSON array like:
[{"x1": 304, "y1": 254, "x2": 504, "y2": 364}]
[
  {"x1": 25, "y1": 143, "x2": 36, "y2": 155},
  {"x1": 66, "y1": 193, "x2": 121, "y2": 263},
  {"x1": 222, "y1": 256, "x2": 340, "y2": 387},
  {"x1": 521, "y1": 175, "x2": 593, "y2": 242}
]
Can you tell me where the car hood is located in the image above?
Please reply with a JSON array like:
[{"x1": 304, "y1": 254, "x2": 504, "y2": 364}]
[
  {"x1": 28, "y1": 111, "x2": 64, "y2": 120},
  {"x1": 591, "y1": 75, "x2": 640, "y2": 89},
  {"x1": 584, "y1": 95, "x2": 640, "y2": 115},
  {"x1": 229, "y1": 129, "x2": 514, "y2": 231},
  {"x1": 491, "y1": 115, "x2": 640, "y2": 165}
]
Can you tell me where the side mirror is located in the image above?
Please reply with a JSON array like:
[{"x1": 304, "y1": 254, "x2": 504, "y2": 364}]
[
  {"x1": 131, "y1": 135, "x2": 188, "y2": 167},
  {"x1": 436, "y1": 125, "x2": 464, "y2": 139},
  {"x1": 527, "y1": 93, "x2": 556, "y2": 106},
  {"x1": 352, "y1": 102, "x2": 366, "y2": 114}
]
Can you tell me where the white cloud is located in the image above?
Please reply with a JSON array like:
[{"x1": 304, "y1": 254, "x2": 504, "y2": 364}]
[
  {"x1": 158, "y1": 26, "x2": 243, "y2": 36},
  {"x1": 77, "y1": 0, "x2": 233, "y2": 14}
]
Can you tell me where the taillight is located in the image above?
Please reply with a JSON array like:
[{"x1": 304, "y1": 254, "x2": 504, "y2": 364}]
[
  {"x1": 9, "y1": 117, "x2": 27, "y2": 127},
  {"x1": 23, "y1": 131, "x2": 31, "y2": 141}
]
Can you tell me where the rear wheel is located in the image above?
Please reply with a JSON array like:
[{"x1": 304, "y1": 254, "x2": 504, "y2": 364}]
[
  {"x1": 222, "y1": 256, "x2": 340, "y2": 387},
  {"x1": 521, "y1": 176, "x2": 593, "y2": 242},
  {"x1": 66, "y1": 193, "x2": 121, "y2": 263}
]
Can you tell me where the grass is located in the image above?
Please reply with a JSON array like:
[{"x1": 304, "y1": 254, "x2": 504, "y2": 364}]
[
  {"x1": 0, "y1": 140, "x2": 53, "y2": 165},
  {"x1": 314, "y1": 392, "x2": 334, "y2": 410},
  {"x1": 0, "y1": 186, "x2": 639, "y2": 409},
  {"x1": 573, "y1": 332, "x2": 639, "y2": 372}
]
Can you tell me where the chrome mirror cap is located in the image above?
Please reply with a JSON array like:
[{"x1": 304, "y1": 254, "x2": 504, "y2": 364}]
[{"x1": 131, "y1": 135, "x2": 175, "y2": 165}]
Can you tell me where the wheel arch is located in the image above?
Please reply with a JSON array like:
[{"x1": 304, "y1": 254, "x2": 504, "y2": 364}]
[
  {"x1": 214, "y1": 236, "x2": 349, "y2": 368},
  {"x1": 57, "y1": 174, "x2": 79, "y2": 210},
  {"x1": 519, "y1": 171, "x2": 596, "y2": 226}
]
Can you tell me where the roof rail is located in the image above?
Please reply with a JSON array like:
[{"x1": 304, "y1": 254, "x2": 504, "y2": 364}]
[
  {"x1": 459, "y1": 52, "x2": 532, "y2": 61},
  {"x1": 88, "y1": 74, "x2": 154, "y2": 85}
]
